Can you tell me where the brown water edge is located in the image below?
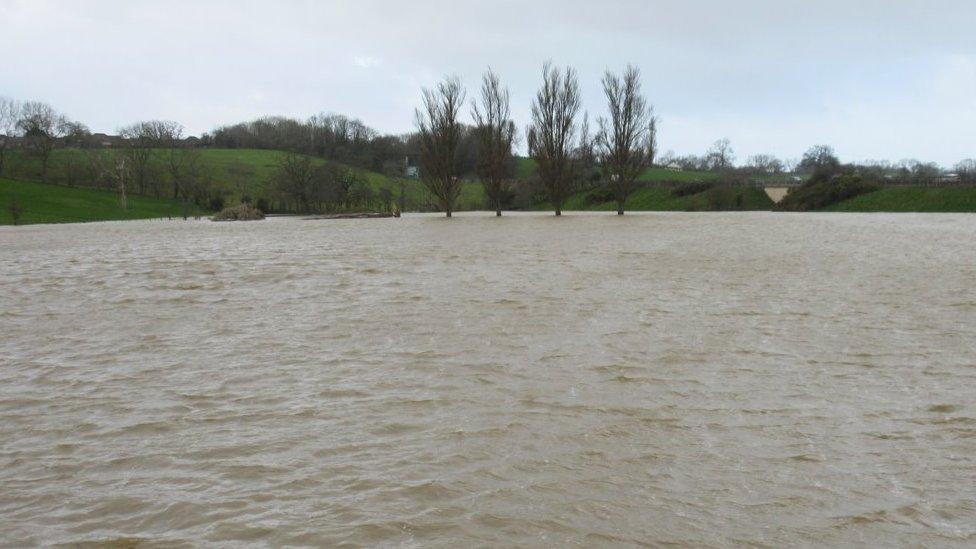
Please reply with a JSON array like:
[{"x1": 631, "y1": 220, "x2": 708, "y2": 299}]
[{"x1": 1, "y1": 212, "x2": 975, "y2": 546}]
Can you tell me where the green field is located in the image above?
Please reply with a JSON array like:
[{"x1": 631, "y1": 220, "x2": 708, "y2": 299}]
[
  {"x1": 824, "y1": 186, "x2": 976, "y2": 212},
  {"x1": 6, "y1": 148, "x2": 490, "y2": 212},
  {"x1": 1, "y1": 178, "x2": 203, "y2": 225}
]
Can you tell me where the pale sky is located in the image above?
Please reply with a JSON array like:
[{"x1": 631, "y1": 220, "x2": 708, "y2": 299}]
[{"x1": 2, "y1": 0, "x2": 974, "y2": 166}]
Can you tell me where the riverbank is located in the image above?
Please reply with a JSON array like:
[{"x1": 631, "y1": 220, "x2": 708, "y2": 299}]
[
  {"x1": 5, "y1": 176, "x2": 976, "y2": 226},
  {"x1": 0, "y1": 178, "x2": 204, "y2": 225},
  {"x1": 825, "y1": 186, "x2": 976, "y2": 212}
]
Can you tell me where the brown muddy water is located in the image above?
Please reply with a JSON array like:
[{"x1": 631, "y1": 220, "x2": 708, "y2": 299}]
[{"x1": 1, "y1": 212, "x2": 975, "y2": 547}]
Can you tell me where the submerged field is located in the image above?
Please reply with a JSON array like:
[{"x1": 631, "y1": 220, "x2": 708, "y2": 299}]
[{"x1": 2, "y1": 213, "x2": 974, "y2": 546}]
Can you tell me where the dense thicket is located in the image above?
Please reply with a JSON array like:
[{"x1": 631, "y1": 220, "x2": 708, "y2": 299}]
[{"x1": 776, "y1": 173, "x2": 881, "y2": 211}]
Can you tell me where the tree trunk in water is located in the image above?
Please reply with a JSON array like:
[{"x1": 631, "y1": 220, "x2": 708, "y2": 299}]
[
  {"x1": 445, "y1": 209, "x2": 452, "y2": 218},
  {"x1": 496, "y1": 209, "x2": 501, "y2": 217}
]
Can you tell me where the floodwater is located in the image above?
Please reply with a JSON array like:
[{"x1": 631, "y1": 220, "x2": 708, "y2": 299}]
[{"x1": 1, "y1": 212, "x2": 975, "y2": 547}]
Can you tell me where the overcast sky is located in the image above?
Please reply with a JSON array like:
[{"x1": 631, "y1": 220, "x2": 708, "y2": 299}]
[{"x1": 3, "y1": 0, "x2": 974, "y2": 165}]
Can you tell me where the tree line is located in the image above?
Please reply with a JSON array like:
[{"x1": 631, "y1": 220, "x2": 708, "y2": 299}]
[
  {"x1": 3, "y1": 71, "x2": 975, "y2": 217},
  {"x1": 414, "y1": 63, "x2": 659, "y2": 216},
  {"x1": 412, "y1": 64, "x2": 976, "y2": 217},
  {"x1": 0, "y1": 98, "x2": 222, "y2": 214}
]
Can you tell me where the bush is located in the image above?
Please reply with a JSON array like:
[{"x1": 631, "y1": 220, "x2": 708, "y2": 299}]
[
  {"x1": 211, "y1": 203, "x2": 266, "y2": 221},
  {"x1": 9, "y1": 199, "x2": 23, "y2": 225},
  {"x1": 208, "y1": 196, "x2": 225, "y2": 212},
  {"x1": 672, "y1": 181, "x2": 716, "y2": 197},
  {"x1": 703, "y1": 184, "x2": 744, "y2": 210},
  {"x1": 255, "y1": 197, "x2": 270, "y2": 213},
  {"x1": 585, "y1": 185, "x2": 615, "y2": 204},
  {"x1": 776, "y1": 174, "x2": 880, "y2": 211}
]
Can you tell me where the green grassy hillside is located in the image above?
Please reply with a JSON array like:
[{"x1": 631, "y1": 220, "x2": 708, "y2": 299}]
[
  {"x1": 1, "y1": 178, "x2": 203, "y2": 225},
  {"x1": 6, "y1": 148, "x2": 489, "y2": 212},
  {"x1": 824, "y1": 186, "x2": 976, "y2": 212}
]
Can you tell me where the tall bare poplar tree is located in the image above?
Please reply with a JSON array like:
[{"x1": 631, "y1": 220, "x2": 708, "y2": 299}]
[
  {"x1": 597, "y1": 65, "x2": 652, "y2": 215},
  {"x1": 416, "y1": 76, "x2": 465, "y2": 217},
  {"x1": 471, "y1": 69, "x2": 516, "y2": 216},
  {"x1": 647, "y1": 114, "x2": 659, "y2": 167},
  {"x1": 528, "y1": 63, "x2": 582, "y2": 216}
]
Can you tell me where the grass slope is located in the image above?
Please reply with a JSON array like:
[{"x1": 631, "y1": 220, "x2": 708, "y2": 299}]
[
  {"x1": 0, "y1": 178, "x2": 201, "y2": 225},
  {"x1": 8, "y1": 148, "x2": 489, "y2": 211},
  {"x1": 824, "y1": 186, "x2": 976, "y2": 212}
]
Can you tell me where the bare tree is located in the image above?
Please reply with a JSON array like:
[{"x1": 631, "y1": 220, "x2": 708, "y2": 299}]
[
  {"x1": 112, "y1": 155, "x2": 128, "y2": 210},
  {"x1": 471, "y1": 69, "x2": 517, "y2": 216},
  {"x1": 119, "y1": 121, "x2": 171, "y2": 195},
  {"x1": 647, "y1": 114, "x2": 659, "y2": 167},
  {"x1": 162, "y1": 128, "x2": 211, "y2": 217},
  {"x1": 0, "y1": 97, "x2": 22, "y2": 176},
  {"x1": 416, "y1": 76, "x2": 466, "y2": 217},
  {"x1": 16, "y1": 101, "x2": 69, "y2": 182},
  {"x1": 527, "y1": 62, "x2": 582, "y2": 216},
  {"x1": 575, "y1": 112, "x2": 597, "y2": 190},
  {"x1": 272, "y1": 152, "x2": 316, "y2": 212},
  {"x1": 955, "y1": 159, "x2": 976, "y2": 184},
  {"x1": 706, "y1": 138, "x2": 735, "y2": 171},
  {"x1": 597, "y1": 65, "x2": 652, "y2": 215},
  {"x1": 158, "y1": 123, "x2": 188, "y2": 199},
  {"x1": 83, "y1": 148, "x2": 111, "y2": 189},
  {"x1": 746, "y1": 154, "x2": 784, "y2": 175}
]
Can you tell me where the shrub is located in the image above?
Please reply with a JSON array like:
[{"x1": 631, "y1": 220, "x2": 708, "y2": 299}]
[
  {"x1": 208, "y1": 196, "x2": 225, "y2": 212},
  {"x1": 585, "y1": 185, "x2": 615, "y2": 204},
  {"x1": 776, "y1": 174, "x2": 880, "y2": 211},
  {"x1": 704, "y1": 184, "x2": 744, "y2": 210},
  {"x1": 255, "y1": 197, "x2": 270, "y2": 213},
  {"x1": 672, "y1": 181, "x2": 716, "y2": 197},
  {"x1": 211, "y1": 203, "x2": 266, "y2": 221},
  {"x1": 9, "y1": 199, "x2": 23, "y2": 225}
]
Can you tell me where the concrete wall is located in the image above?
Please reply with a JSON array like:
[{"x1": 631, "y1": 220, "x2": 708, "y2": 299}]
[{"x1": 764, "y1": 187, "x2": 791, "y2": 203}]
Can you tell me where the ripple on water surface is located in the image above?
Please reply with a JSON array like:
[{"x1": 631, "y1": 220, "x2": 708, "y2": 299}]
[{"x1": 1, "y1": 212, "x2": 975, "y2": 546}]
